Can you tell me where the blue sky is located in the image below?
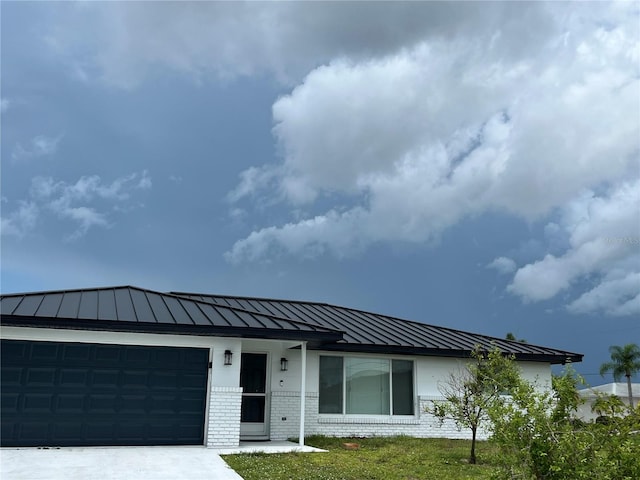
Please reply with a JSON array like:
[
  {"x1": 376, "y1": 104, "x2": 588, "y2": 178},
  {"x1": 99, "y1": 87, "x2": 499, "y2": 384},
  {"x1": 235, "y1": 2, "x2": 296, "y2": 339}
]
[{"x1": 2, "y1": 2, "x2": 639, "y2": 383}]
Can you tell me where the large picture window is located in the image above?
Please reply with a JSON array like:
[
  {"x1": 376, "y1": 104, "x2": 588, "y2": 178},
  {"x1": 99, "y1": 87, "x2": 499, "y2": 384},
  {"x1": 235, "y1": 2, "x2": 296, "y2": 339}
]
[{"x1": 319, "y1": 356, "x2": 414, "y2": 415}]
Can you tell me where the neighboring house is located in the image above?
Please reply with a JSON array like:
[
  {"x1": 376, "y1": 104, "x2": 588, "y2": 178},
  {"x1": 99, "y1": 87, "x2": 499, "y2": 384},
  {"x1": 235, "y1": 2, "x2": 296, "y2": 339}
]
[
  {"x1": 577, "y1": 383, "x2": 640, "y2": 422},
  {"x1": 0, "y1": 286, "x2": 582, "y2": 448}
]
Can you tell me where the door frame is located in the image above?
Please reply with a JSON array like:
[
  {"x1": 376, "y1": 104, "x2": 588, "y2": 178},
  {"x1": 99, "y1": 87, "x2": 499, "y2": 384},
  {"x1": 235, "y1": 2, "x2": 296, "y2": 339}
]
[{"x1": 239, "y1": 351, "x2": 271, "y2": 440}]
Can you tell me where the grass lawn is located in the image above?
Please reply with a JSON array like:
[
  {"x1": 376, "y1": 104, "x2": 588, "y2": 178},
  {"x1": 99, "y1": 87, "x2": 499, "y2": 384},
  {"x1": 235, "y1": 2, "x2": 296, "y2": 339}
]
[{"x1": 222, "y1": 436, "x2": 499, "y2": 480}]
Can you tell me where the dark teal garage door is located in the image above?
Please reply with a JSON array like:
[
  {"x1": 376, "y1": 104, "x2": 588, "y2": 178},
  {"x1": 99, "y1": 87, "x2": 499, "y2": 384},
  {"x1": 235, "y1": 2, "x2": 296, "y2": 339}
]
[{"x1": 1, "y1": 340, "x2": 209, "y2": 447}]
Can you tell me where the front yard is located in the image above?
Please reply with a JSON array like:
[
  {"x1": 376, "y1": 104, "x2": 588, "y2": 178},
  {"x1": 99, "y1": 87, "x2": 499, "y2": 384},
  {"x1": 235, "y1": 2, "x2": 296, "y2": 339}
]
[{"x1": 222, "y1": 436, "x2": 499, "y2": 480}]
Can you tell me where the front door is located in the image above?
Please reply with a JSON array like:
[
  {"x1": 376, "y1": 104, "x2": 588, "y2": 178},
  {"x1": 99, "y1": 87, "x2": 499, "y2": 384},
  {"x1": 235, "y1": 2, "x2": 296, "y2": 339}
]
[{"x1": 239, "y1": 353, "x2": 269, "y2": 439}]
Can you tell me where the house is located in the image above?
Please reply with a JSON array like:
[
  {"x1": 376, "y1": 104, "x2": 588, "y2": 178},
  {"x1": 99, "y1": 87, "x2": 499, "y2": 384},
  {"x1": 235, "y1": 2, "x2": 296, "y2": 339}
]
[
  {"x1": 577, "y1": 383, "x2": 640, "y2": 422},
  {"x1": 0, "y1": 286, "x2": 582, "y2": 448}
]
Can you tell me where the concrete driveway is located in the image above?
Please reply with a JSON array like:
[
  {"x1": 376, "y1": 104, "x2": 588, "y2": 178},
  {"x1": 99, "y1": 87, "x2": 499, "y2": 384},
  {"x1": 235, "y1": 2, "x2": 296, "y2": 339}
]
[{"x1": 0, "y1": 446, "x2": 244, "y2": 480}]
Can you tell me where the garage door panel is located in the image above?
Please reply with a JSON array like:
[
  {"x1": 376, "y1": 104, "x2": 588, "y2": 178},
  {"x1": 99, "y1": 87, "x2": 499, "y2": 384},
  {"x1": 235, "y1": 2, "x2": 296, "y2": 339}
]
[
  {"x1": 86, "y1": 422, "x2": 116, "y2": 442},
  {"x1": 179, "y1": 423, "x2": 204, "y2": 442},
  {"x1": 26, "y1": 368, "x2": 56, "y2": 385},
  {"x1": 125, "y1": 348, "x2": 152, "y2": 363},
  {"x1": 150, "y1": 395, "x2": 176, "y2": 413},
  {"x1": 56, "y1": 394, "x2": 85, "y2": 411},
  {"x1": 62, "y1": 344, "x2": 92, "y2": 361},
  {"x1": 122, "y1": 370, "x2": 149, "y2": 387},
  {"x1": 120, "y1": 395, "x2": 147, "y2": 413},
  {"x1": 179, "y1": 396, "x2": 206, "y2": 414},
  {"x1": 88, "y1": 394, "x2": 118, "y2": 412},
  {"x1": 181, "y1": 373, "x2": 208, "y2": 389},
  {"x1": 53, "y1": 421, "x2": 83, "y2": 440},
  {"x1": 150, "y1": 371, "x2": 178, "y2": 389},
  {"x1": 94, "y1": 345, "x2": 121, "y2": 362},
  {"x1": 23, "y1": 394, "x2": 53, "y2": 412},
  {"x1": 60, "y1": 368, "x2": 89, "y2": 385},
  {"x1": 1, "y1": 341, "x2": 27, "y2": 360},
  {"x1": 1, "y1": 340, "x2": 209, "y2": 446},
  {"x1": 19, "y1": 422, "x2": 51, "y2": 441},
  {"x1": 92, "y1": 369, "x2": 119, "y2": 386},
  {"x1": 2, "y1": 366, "x2": 22, "y2": 385},
  {"x1": 2, "y1": 393, "x2": 20, "y2": 410},
  {"x1": 31, "y1": 343, "x2": 58, "y2": 361}
]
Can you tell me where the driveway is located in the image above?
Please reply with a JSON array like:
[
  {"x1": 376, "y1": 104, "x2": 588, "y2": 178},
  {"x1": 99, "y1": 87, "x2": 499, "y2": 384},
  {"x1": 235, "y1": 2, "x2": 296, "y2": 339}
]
[{"x1": 0, "y1": 446, "x2": 244, "y2": 480}]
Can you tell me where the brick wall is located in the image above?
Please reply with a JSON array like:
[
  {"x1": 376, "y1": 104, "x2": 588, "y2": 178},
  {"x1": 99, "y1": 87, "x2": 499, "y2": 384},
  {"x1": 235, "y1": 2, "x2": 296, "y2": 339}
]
[
  {"x1": 206, "y1": 386, "x2": 242, "y2": 447},
  {"x1": 269, "y1": 391, "x2": 490, "y2": 441}
]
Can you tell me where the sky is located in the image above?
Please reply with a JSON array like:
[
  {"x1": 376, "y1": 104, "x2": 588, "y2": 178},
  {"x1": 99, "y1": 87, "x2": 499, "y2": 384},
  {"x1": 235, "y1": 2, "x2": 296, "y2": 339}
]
[{"x1": 1, "y1": 1, "x2": 639, "y2": 384}]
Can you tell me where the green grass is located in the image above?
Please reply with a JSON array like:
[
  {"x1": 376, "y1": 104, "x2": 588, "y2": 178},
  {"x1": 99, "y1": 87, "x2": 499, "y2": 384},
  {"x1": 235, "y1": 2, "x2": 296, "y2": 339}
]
[{"x1": 222, "y1": 436, "x2": 500, "y2": 480}]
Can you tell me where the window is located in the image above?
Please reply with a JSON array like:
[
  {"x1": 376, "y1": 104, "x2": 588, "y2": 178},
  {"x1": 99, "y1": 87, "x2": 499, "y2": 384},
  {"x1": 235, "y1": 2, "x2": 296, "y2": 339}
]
[{"x1": 319, "y1": 356, "x2": 414, "y2": 415}]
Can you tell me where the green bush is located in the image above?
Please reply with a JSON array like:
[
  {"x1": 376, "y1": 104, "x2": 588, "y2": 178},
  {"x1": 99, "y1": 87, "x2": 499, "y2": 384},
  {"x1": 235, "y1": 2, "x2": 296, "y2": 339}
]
[{"x1": 487, "y1": 366, "x2": 640, "y2": 480}]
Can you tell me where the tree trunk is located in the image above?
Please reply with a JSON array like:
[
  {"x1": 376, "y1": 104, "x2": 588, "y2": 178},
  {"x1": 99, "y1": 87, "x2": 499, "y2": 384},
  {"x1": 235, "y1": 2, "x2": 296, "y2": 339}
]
[
  {"x1": 470, "y1": 426, "x2": 477, "y2": 464},
  {"x1": 627, "y1": 373, "x2": 634, "y2": 409}
]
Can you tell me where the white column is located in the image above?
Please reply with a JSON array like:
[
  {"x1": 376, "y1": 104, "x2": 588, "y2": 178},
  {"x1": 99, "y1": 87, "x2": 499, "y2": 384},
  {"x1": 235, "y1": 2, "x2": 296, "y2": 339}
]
[{"x1": 299, "y1": 341, "x2": 307, "y2": 446}]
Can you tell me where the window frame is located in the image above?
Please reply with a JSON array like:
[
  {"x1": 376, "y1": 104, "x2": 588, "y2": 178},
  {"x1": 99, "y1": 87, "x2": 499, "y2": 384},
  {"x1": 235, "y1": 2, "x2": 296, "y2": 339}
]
[{"x1": 318, "y1": 354, "x2": 416, "y2": 417}]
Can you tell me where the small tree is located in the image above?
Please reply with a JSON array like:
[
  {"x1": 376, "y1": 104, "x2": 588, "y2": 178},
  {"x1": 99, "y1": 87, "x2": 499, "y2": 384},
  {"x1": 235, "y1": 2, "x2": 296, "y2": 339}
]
[
  {"x1": 599, "y1": 343, "x2": 640, "y2": 408},
  {"x1": 426, "y1": 346, "x2": 519, "y2": 464}
]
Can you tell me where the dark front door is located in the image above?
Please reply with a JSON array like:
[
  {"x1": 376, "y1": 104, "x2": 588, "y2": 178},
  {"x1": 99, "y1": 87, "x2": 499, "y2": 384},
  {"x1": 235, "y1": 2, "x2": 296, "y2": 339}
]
[
  {"x1": 240, "y1": 353, "x2": 268, "y2": 439},
  {"x1": 1, "y1": 340, "x2": 209, "y2": 447}
]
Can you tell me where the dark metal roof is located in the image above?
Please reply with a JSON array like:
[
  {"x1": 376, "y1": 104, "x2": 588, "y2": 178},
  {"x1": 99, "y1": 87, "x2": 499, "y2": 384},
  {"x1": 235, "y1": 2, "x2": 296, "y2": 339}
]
[
  {"x1": 0, "y1": 286, "x2": 343, "y2": 343},
  {"x1": 0, "y1": 286, "x2": 582, "y2": 364},
  {"x1": 173, "y1": 292, "x2": 583, "y2": 364}
]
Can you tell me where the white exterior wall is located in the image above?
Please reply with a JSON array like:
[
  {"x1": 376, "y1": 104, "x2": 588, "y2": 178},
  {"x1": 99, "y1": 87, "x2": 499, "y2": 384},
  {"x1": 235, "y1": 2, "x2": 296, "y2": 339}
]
[
  {"x1": 269, "y1": 350, "x2": 553, "y2": 441},
  {"x1": 1, "y1": 326, "x2": 555, "y2": 444}
]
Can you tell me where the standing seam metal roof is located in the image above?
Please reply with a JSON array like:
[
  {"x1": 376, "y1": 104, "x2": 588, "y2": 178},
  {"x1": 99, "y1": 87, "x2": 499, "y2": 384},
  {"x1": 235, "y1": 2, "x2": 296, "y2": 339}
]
[
  {"x1": 0, "y1": 286, "x2": 343, "y2": 342},
  {"x1": 0, "y1": 286, "x2": 582, "y2": 363},
  {"x1": 173, "y1": 292, "x2": 583, "y2": 364}
]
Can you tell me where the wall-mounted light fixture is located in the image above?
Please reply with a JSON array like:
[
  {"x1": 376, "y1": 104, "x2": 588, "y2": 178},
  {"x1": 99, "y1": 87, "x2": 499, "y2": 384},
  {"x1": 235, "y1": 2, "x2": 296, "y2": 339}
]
[
  {"x1": 224, "y1": 350, "x2": 233, "y2": 366},
  {"x1": 280, "y1": 357, "x2": 288, "y2": 371}
]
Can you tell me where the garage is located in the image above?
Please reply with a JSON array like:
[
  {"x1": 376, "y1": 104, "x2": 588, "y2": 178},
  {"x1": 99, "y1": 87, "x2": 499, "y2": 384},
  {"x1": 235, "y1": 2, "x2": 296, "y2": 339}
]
[{"x1": 1, "y1": 339, "x2": 209, "y2": 447}]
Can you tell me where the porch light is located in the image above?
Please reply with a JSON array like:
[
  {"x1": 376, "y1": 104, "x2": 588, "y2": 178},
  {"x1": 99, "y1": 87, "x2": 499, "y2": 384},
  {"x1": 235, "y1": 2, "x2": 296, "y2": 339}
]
[
  {"x1": 280, "y1": 357, "x2": 288, "y2": 371},
  {"x1": 224, "y1": 350, "x2": 233, "y2": 366}
]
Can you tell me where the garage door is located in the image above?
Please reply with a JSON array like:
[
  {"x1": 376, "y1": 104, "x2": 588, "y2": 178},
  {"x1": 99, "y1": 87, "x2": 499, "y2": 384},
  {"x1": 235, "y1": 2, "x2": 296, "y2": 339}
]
[{"x1": 1, "y1": 340, "x2": 209, "y2": 447}]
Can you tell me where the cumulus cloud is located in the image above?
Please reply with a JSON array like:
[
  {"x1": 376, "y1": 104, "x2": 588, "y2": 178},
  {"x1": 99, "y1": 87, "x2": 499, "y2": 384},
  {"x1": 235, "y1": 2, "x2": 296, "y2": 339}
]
[
  {"x1": 228, "y1": 3, "x2": 639, "y2": 264},
  {"x1": 487, "y1": 257, "x2": 517, "y2": 275},
  {"x1": 223, "y1": 3, "x2": 640, "y2": 317},
  {"x1": 2, "y1": 171, "x2": 151, "y2": 240},
  {"x1": 507, "y1": 179, "x2": 640, "y2": 316},
  {"x1": 1, "y1": 201, "x2": 39, "y2": 238},
  {"x1": 45, "y1": 1, "x2": 556, "y2": 88},
  {"x1": 11, "y1": 134, "x2": 63, "y2": 161}
]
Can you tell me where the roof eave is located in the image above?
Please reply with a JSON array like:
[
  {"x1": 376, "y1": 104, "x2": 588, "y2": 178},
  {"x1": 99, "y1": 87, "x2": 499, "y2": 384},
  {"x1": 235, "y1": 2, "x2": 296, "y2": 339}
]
[
  {"x1": 0, "y1": 315, "x2": 343, "y2": 344},
  {"x1": 313, "y1": 342, "x2": 582, "y2": 364}
]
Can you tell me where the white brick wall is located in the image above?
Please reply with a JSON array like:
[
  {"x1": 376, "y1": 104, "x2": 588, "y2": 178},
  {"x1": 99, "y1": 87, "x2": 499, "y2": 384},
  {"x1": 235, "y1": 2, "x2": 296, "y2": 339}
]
[
  {"x1": 269, "y1": 391, "x2": 489, "y2": 441},
  {"x1": 206, "y1": 386, "x2": 243, "y2": 447}
]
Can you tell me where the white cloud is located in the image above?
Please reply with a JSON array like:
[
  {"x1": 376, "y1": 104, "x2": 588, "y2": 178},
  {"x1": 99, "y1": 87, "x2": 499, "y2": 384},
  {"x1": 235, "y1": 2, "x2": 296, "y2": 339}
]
[
  {"x1": 228, "y1": 3, "x2": 639, "y2": 262},
  {"x1": 487, "y1": 257, "x2": 517, "y2": 275},
  {"x1": 227, "y1": 165, "x2": 279, "y2": 203},
  {"x1": 3, "y1": 171, "x2": 151, "y2": 240},
  {"x1": 225, "y1": 208, "x2": 369, "y2": 263},
  {"x1": 1, "y1": 201, "x2": 39, "y2": 238},
  {"x1": 1, "y1": 98, "x2": 9, "y2": 112},
  {"x1": 224, "y1": 3, "x2": 640, "y2": 318},
  {"x1": 568, "y1": 271, "x2": 640, "y2": 317},
  {"x1": 507, "y1": 179, "x2": 640, "y2": 316},
  {"x1": 45, "y1": 2, "x2": 561, "y2": 88},
  {"x1": 11, "y1": 135, "x2": 63, "y2": 162}
]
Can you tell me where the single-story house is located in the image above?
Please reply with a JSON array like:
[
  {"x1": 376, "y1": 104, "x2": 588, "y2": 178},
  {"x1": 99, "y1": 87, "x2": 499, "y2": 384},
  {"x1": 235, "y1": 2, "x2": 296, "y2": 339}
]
[
  {"x1": 577, "y1": 382, "x2": 640, "y2": 422},
  {"x1": 1, "y1": 286, "x2": 582, "y2": 448}
]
